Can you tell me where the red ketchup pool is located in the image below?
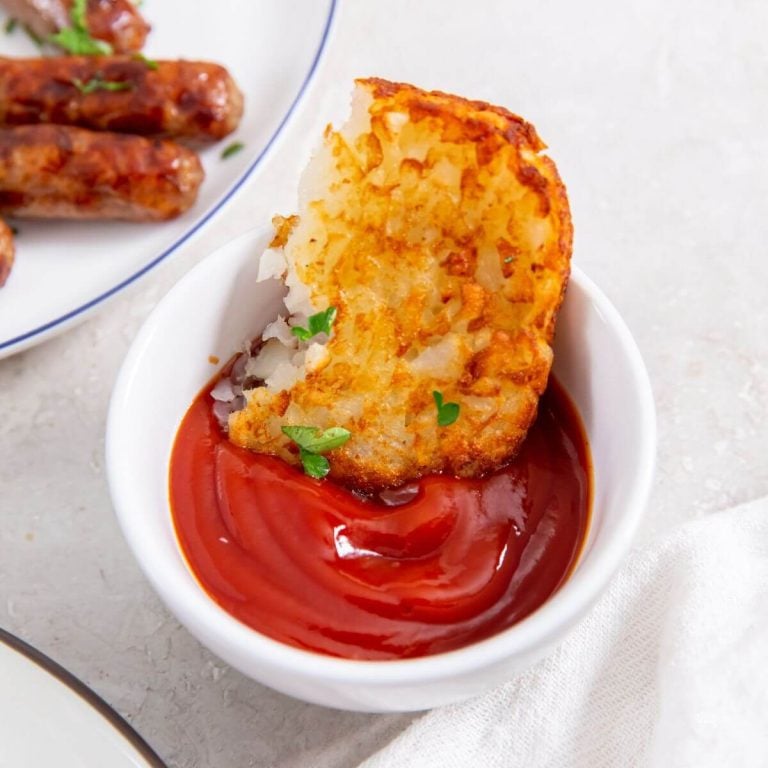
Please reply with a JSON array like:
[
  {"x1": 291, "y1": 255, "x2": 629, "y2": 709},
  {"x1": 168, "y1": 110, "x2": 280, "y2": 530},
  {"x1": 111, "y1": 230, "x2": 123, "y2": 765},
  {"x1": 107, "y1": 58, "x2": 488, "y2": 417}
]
[{"x1": 170, "y1": 377, "x2": 592, "y2": 660}]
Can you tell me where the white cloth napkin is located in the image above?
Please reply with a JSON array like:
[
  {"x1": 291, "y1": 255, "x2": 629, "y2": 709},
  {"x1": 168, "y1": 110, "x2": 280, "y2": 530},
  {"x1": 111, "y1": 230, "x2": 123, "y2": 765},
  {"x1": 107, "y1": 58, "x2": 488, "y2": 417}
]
[{"x1": 359, "y1": 496, "x2": 768, "y2": 768}]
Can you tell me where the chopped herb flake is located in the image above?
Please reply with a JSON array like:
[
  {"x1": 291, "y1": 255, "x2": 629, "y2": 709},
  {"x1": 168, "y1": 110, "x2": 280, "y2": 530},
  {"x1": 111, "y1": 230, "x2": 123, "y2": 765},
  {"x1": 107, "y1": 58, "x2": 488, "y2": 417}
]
[
  {"x1": 71, "y1": 0, "x2": 87, "y2": 26},
  {"x1": 503, "y1": 256, "x2": 514, "y2": 264},
  {"x1": 5, "y1": 18, "x2": 17, "y2": 34},
  {"x1": 282, "y1": 425, "x2": 351, "y2": 479},
  {"x1": 23, "y1": 24, "x2": 44, "y2": 47},
  {"x1": 51, "y1": 26, "x2": 112, "y2": 54},
  {"x1": 50, "y1": 0, "x2": 113, "y2": 55},
  {"x1": 72, "y1": 77, "x2": 133, "y2": 94},
  {"x1": 282, "y1": 425, "x2": 351, "y2": 454},
  {"x1": 133, "y1": 52, "x2": 158, "y2": 70},
  {"x1": 432, "y1": 390, "x2": 460, "y2": 427},
  {"x1": 291, "y1": 306, "x2": 337, "y2": 342},
  {"x1": 221, "y1": 141, "x2": 245, "y2": 159},
  {"x1": 299, "y1": 449, "x2": 330, "y2": 479}
]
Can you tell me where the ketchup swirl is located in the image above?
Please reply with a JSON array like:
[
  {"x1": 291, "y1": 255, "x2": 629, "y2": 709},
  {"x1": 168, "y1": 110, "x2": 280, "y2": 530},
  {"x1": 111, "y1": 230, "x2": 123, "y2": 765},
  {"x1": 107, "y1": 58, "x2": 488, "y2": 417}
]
[{"x1": 170, "y1": 379, "x2": 591, "y2": 660}]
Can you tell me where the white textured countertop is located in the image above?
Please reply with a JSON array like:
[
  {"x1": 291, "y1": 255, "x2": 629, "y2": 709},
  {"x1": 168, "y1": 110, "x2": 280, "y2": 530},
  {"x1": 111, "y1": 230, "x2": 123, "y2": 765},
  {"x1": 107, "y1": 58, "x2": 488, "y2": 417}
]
[{"x1": 1, "y1": 1, "x2": 767, "y2": 766}]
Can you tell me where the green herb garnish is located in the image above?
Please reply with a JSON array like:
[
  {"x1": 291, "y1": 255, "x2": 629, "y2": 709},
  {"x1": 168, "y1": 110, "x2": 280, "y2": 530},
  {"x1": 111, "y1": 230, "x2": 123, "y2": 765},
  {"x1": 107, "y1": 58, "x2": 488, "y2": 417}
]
[
  {"x1": 72, "y1": 77, "x2": 133, "y2": 94},
  {"x1": 282, "y1": 425, "x2": 351, "y2": 479},
  {"x1": 220, "y1": 141, "x2": 245, "y2": 160},
  {"x1": 297, "y1": 450, "x2": 330, "y2": 479},
  {"x1": 5, "y1": 18, "x2": 17, "y2": 34},
  {"x1": 23, "y1": 24, "x2": 44, "y2": 47},
  {"x1": 50, "y1": 0, "x2": 113, "y2": 55},
  {"x1": 133, "y1": 52, "x2": 159, "y2": 70},
  {"x1": 282, "y1": 426, "x2": 351, "y2": 453},
  {"x1": 503, "y1": 256, "x2": 514, "y2": 264},
  {"x1": 291, "y1": 307, "x2": 337, "y2": 342},
  {"x1": 432, "y1": 391, "x2": 460, "y2": 427}
]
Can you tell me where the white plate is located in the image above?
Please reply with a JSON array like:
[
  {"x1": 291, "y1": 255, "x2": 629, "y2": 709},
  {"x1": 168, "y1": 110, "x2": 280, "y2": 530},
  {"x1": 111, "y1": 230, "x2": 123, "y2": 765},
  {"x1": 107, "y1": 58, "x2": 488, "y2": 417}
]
[
  {"x1": 0, "y1": 0, "x2": 337, "y2": 359},
  {"x1": 0, "y1": 628, "x2": 165, "y2": 767}
]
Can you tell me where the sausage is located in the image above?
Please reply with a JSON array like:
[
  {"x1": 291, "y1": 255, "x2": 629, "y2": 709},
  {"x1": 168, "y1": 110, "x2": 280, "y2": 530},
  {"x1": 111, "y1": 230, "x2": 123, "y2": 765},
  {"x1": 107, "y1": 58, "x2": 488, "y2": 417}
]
[
  {"x1": 0, "y1": 0, "x2": 149, "y2": 53},
  {"x1": 0, "y1": 124, "x2": 204, "y2": 221},
  {"x1": 0, "y1": 56, "x2": 244, "y2": 143},
  {"x1": 0, "y1": 216, "x2": 14, "y2": 286},
  {"x1": 75, "y1": 0, "x2": 150, "y2": 53}
]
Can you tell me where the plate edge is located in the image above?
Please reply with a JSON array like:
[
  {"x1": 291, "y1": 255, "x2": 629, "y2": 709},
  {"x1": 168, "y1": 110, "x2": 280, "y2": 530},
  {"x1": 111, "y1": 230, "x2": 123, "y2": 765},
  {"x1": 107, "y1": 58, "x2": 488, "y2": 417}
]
[
  {"x1": 0, "y1": 0, "x2": 339, "y2": 358},
  {"x1": 0, "y1": 626, "x2": 167, "y2": 768}
]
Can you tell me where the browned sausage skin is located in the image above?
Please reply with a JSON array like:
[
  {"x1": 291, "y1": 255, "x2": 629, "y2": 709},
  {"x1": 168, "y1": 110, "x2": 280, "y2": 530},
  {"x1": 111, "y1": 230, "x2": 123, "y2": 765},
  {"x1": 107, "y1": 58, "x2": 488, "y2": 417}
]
[
  {"x1": 0, "y1": 56, "x2": 244, "y2": 143},
  {"x1": 80, "y1": 0, "x2": 150, "y2": 53},
  {"x1": 0, "y1": 216, "x2": 14, "y2": 286},
  {"x1": 0, "y1": 0, "x2": 149, "y2": 53},
  {"x1": 0, "y1": 124, "x2": 204, "y2": 221}
]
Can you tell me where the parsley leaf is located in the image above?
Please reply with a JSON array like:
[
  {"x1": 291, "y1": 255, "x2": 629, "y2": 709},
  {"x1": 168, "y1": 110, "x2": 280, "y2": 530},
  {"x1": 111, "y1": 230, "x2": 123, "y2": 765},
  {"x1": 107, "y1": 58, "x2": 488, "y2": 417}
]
[
  {"x1": 299, "y1": 449, "x2": 330, "y2": 479},
  {"x1": 51, "y1": 26, "x2": 112, "y2": 54},
  {"x1": 133, "y1": 52, "x2": 159, "y2": 70},
  {"x1": 72, "y1": 77, "x2": 133, "y2": 94},
  {"x1": 282, "y1": 425, "x2": 351, "y2": 454},
  {"x1": 23, "y1": 24, "x2": 44, "y2": 47},
  {"x1": 50, "y1": 0, "x2": 113, "y2": 55},
  {"x1": 5, "y1": 18, "x2": 17, "y2": 34},
  {"x1": 221, "y1": 141, "x2": 245, "y2": 159},
  {"x1": 71, "y1": 0, "x2": 88, "y2": 26},
  {"x1": 282, "y1": 425, "x2": 351, "y2": 479},
  {"x1": 432, "y1": 391, "x2": 460, "y2": 427},
  {"x1": 291, "y1": 307, "x2": 337, "y2": 342}
]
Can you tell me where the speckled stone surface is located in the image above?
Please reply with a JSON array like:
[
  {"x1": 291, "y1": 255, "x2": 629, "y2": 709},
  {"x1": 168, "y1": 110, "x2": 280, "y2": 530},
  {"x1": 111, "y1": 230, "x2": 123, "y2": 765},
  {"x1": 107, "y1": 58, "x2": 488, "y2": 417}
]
[{"x1": 1, "y1": 1, "x2": 767, "y2": 766}]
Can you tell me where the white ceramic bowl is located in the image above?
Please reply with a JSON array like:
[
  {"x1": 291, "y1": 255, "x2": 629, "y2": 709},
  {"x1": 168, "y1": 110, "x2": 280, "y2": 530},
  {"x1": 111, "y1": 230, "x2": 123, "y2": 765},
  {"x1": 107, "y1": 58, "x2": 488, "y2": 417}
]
[{"x1": 106, "y1": 227, "x2": 655, "y2": 713}]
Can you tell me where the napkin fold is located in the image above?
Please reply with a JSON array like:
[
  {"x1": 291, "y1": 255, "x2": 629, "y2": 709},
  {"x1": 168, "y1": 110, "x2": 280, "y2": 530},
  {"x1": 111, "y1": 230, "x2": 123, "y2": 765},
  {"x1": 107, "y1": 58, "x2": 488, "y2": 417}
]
[{"x1": 360, "y1": 496, "x2": 768, "y2": 768}]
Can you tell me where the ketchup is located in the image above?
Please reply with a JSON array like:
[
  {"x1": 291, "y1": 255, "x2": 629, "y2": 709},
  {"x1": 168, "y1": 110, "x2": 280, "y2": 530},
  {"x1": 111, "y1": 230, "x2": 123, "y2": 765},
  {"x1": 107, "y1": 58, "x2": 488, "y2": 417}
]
[{"x1": 170, "y1": 379, "x2": 591, "y2": 660}]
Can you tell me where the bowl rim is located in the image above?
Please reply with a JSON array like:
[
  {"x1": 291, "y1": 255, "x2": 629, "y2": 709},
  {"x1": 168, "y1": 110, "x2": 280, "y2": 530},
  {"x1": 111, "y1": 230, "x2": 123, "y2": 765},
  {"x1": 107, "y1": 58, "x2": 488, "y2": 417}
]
[{"x1": 107, "y1": 228, "x2": 656, "y2": 686}]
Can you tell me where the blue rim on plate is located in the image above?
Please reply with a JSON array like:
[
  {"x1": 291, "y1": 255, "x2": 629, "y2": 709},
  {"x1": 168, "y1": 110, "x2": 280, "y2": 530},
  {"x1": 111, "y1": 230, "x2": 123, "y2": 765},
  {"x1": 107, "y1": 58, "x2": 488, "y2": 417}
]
[
  {"x1": 0, "y1": 0, "x2": 338, "y2": 356},
  {"x1": 0, "y1": 626, "x2": 167, "y2": 767}
]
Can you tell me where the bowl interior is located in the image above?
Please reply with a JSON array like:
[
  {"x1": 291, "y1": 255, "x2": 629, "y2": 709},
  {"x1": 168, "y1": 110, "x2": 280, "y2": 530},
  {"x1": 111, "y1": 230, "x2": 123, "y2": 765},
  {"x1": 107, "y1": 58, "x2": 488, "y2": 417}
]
[
  {"x1": 107, "y1": 227, "x2": 655, "y2": 698},
  {"x1": 552, "y1": 274, "x2": 655, "y2": 574}
]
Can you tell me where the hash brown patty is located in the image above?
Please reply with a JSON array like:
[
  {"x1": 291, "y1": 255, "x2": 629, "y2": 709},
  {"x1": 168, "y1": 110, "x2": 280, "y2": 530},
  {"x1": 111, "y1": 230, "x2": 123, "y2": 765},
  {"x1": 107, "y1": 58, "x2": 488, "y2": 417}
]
[{"x1": 229, "y1": 78, "x2": 573, "y2": 491}]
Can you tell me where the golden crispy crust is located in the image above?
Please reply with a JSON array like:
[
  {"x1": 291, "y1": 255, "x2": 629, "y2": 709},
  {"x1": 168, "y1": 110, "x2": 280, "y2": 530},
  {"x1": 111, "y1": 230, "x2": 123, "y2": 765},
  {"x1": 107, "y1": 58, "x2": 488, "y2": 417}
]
[
  {"x1": 360, "y1": 77, "x2": 547, "y2": 153},
  {"x1": 229, "y1": 79, "x2": 573, "y2": 490}
]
